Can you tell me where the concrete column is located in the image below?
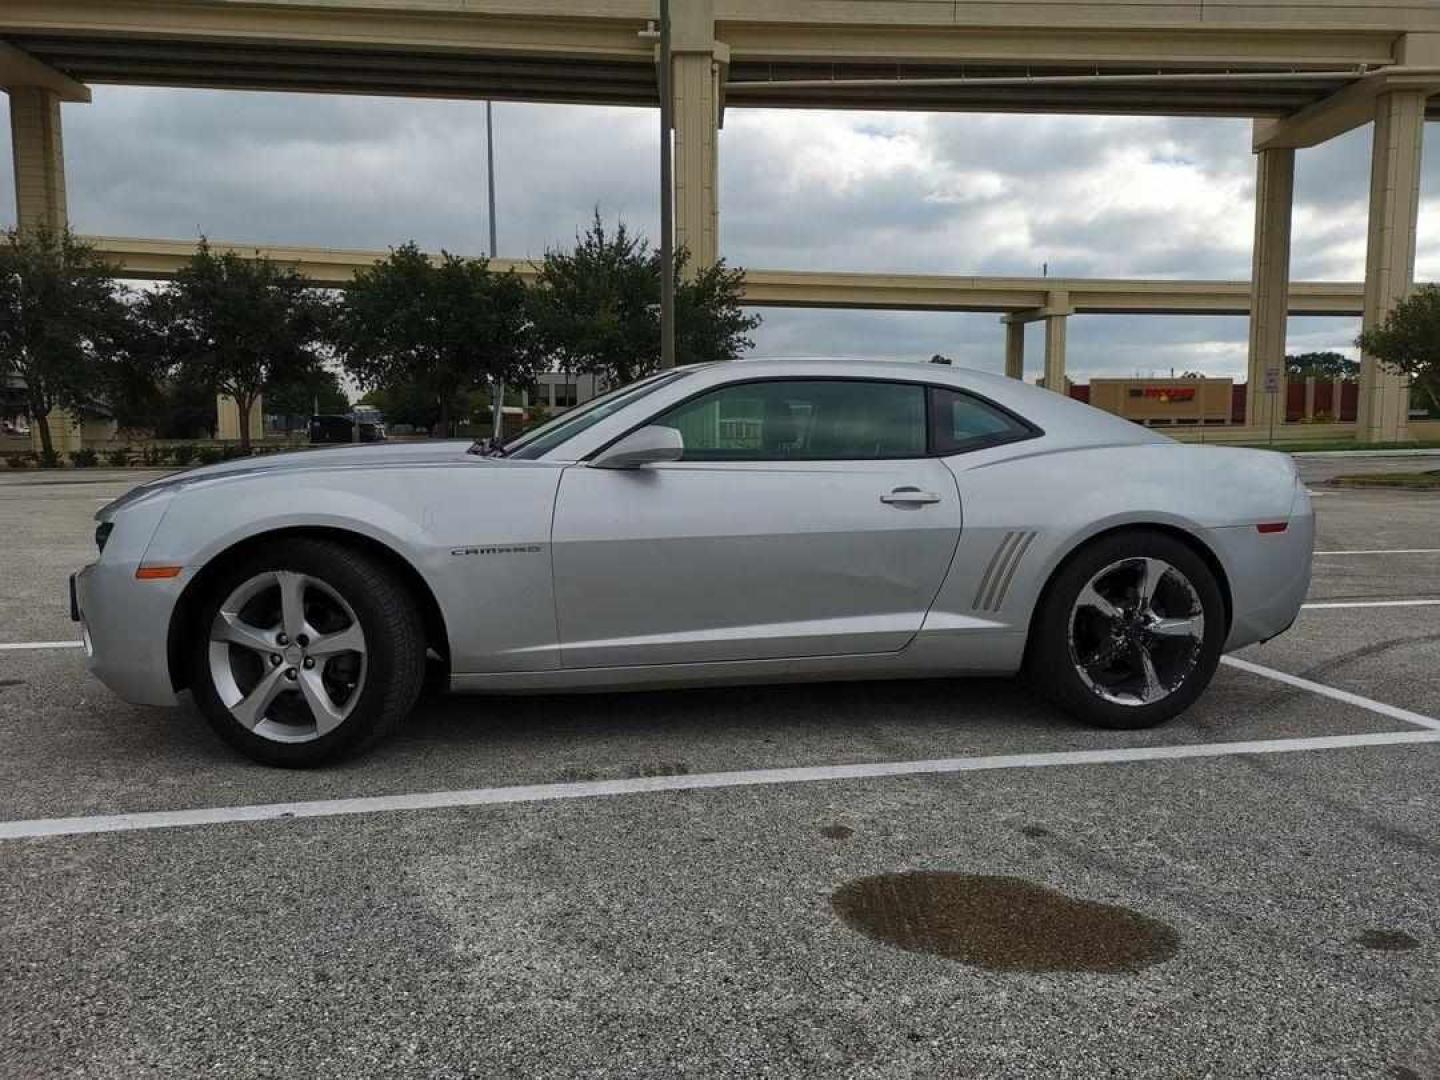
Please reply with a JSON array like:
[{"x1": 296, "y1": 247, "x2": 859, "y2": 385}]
[
  {"x1": 217, "y1": 396, "x2": 263, "y2": 442},
  {"x1": 1358, "y1": 90, "x2": 1426, "y2": 443},
  {"x1": 8, "y1": 86, "x2": 68, "y2": 232},
  {"x1": 1004, "y1": 320, "x2": 1025, "y2": 380},
  {"x1": 1244, "y1": 142, "x2": 1295, "y2": 430},
  {"x1": 1304, "y1": 376, "x2": 1316, "y2": 421},
  {"x1": 1043, "y1": 291, "x2": 1070, "y2": 394},
  {"x1": 671, "y1": 49, "x2": 719, "y2": 270}
]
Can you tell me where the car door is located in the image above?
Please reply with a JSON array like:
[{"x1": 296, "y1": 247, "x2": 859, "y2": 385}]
[{"x1": 550, "y1": 378, "x2": 963, "y2": 668}]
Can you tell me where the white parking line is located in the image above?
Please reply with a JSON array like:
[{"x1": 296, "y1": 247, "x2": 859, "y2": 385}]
[
  {"x1": 2, "y1": 728, "x2": 1437, "y2": 841},
  {"x1": 0, "y1": 641, "x2": 84, "y2": 652},
  {"x1": 1301, "y1": 599, "x2": 1440, "y2": 610},
  {"x1": 1315, "y1": 549, "x2": 1440, "y2": 556},
  {"x1": 1221, "y1": 656, "x2": 1440, "y2": 731}
]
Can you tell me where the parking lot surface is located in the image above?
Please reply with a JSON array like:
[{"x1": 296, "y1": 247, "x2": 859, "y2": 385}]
[{"x1": 2, "y1": 458, "x2": 1438, "y2": 1078}]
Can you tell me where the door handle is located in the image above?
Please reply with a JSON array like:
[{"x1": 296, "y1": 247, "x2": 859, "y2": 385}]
[{"x1": 880, "y1": 487, "x2": 942, "y2": 506}]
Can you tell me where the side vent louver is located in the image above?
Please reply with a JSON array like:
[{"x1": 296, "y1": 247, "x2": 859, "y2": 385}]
[{"x1": 973, "y1": 530, "x2": 1037, "y2": 612}]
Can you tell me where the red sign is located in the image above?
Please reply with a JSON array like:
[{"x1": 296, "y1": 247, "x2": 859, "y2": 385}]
[{"x1": 1140, "y1": 387, "x2": 1196, "y2": 403}]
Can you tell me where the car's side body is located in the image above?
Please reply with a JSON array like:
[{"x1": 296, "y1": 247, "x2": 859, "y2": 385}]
[{"x1": 74, "y1": 360, "x2": 1313, "y2": 709}]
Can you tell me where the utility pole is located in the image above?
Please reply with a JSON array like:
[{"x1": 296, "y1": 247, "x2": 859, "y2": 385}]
[
  {"x1": 487, "y1": 100, "x2": 506, "y2": 441},
  {"x1": 658, "y1": 0, "x2": 676, "y2": 369}
]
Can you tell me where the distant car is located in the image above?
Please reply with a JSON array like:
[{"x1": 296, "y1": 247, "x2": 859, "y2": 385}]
[
  {"x1": 73, "y1": 360, "x2": 1313, "y2": 766},
  {"x1": 309, "y1": 414, "x2": 384, "y2": 444}
]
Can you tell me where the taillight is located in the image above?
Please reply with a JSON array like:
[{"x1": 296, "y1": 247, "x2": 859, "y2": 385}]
[{"x1": 1256, "y1": 522, "x2": 1288, "y2": 535}]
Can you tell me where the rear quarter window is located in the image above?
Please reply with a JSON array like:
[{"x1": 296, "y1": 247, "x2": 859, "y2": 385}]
[{"x1": 928, "y1": 387, "x2": 1039, "y2": 455}]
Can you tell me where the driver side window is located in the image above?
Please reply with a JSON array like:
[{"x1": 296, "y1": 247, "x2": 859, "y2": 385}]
[{"x1": 652, "y1": 379, "x2": 927, "y2": 462}]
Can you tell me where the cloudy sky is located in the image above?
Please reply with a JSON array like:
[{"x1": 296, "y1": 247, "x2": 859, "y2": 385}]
[{"x1": 4, "y1": 86, "x2": 1440, "y2": 381}]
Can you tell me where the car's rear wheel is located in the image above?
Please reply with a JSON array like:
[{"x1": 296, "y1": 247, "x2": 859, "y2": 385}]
[
  {"x1": 189, "y1": 538, "x2": 425, "y2": 766},
  {"x1": 1026, "y1": 530, "x2": 1225, "y2": 730}
]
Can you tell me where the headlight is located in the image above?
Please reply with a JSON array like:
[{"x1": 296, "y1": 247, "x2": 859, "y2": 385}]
[{"x1": 95, "y1": 521, "x2": 114, "y2": 553}]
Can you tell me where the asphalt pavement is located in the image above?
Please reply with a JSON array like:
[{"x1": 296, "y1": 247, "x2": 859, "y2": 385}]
[{"x1": 1, "y1": 454, "x2": 1437, "y2": 1079}]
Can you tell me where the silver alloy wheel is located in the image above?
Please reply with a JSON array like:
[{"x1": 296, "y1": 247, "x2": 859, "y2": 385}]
[
  {"x1": 1067, "y1": 557, "x2": 1205, "y2": 708},
  {"x1": 208, "y1": 570, "x2": 368, "y2": 743}
]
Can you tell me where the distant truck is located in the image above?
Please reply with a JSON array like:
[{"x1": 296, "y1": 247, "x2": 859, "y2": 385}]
[{"x1": 309, "y1": 413, "x2": 385, "y2": 444}]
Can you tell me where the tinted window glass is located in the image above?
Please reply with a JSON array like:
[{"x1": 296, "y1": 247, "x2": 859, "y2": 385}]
[
  {"x1": 929, "y1": 387, "x2": 1034, "y2": 454},
  {"x1": 502, "y1": 369, "x2": 694, "y2": 460},
  {"x1": 654, "y1": 380, "x2": 927, "y2": 461}
]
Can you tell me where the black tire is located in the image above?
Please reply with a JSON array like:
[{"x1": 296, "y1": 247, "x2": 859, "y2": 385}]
[
  {"x1": 189, "y1": 538, "x2": 426, "y2": 766},
  {"x1": 1025, "y1": 529, "x2": 1226, "y2": 730}
]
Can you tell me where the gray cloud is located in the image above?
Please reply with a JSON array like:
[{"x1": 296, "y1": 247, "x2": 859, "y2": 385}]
[{"x1": 0, "y1": 87, "x2": 1434, "y2": 378}]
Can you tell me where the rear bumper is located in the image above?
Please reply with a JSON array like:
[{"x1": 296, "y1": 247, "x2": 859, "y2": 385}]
[
  {"x1": 73, "y1": 561, "x2": 182, "y2": 707},
  {"x1": 1214, "y1": 493, "x2": 1315, "y2": 651}
]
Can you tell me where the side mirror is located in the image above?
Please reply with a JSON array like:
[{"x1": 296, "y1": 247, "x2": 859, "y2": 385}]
[{"x1": 590, "y1": 425, "x2": 684, "y2": 469}]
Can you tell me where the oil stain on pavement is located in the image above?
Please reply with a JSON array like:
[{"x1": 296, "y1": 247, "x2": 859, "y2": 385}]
[
  {"x1": 832, "y1": 871, "x2": 1179, "y2": 973},
  {"x1": 1356, "y1": 929, "x2": 1420, "y2": 952}
]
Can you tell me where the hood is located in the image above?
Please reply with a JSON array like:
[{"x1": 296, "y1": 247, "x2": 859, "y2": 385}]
[{"x1": 97, "y1": 440, "x2": 483, "y2": 519}]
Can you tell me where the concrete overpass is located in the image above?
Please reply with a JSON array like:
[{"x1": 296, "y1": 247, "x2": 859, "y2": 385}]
[
  {"x1": 5, "y1": 1, "x2": 1440, "y2": 439},
  {"x1": 87, "y1": 233, "x2": 1374, "y2": 392}
]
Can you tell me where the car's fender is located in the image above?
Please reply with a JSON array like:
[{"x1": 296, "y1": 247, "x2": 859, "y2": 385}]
[
  {"x1": 142, "y1": 462, "x2": 566, "y2": 674},
  {"x1": 916, "y1": 441, "x2": 1309, "y2": 666}
]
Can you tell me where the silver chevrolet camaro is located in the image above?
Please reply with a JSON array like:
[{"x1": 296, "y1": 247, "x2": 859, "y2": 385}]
[{"x1": 73, "y1": 359, "x2": 1314, "y2": 766}]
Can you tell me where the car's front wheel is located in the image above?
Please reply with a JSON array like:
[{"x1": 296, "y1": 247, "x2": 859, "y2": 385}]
[
  {"x1": 189, "y1": 538, "x2": 425, "y2": 766},
  {"x1": 1027, "y1": 530, "x2": 1225, "y2": 730}
]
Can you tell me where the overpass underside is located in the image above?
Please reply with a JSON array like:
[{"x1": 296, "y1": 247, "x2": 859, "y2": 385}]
[{"x1": 4, "y1": 1, "x2": 1440, "y2": 441}]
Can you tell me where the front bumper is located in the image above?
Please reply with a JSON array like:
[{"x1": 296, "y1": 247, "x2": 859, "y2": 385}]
[{"x1": 73, "y1": 563, "x2": 184, "y2": 709}]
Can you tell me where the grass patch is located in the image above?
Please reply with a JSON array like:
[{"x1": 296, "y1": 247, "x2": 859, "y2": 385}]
[{"x1": 1330, "y1": 470, "x2": 1440, "y2": 489}]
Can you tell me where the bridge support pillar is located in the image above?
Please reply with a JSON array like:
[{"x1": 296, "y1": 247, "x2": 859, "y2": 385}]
[
  {"x1": 1358, "y1": 90, "x2": 1427, "y2": 444},
  {"x1": 1244, "y1": 140, "x2": 1294, "y2": 430},
  {"x1": 8, "y1": 86, "x2": 68, "y2": 232},
  {"x1": 1042, "y1": 291, "x2": 1070, "y2": 395},
  {"x1": 1004, "y1": 320, "x2": 1025, "y2": 380},
  {"x1": 669, "y1": 7, "x2": 722, "y2": 273}
]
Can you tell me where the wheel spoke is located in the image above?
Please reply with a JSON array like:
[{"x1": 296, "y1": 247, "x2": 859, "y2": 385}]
[
  {"x1": 297, "y1": 668, "x2": 346, "y2": 736},
  {"x1": 1135, "y1": 558, "x2": 1168, "y2": 611},
  {"x1": 230, "y1": 665, "x2": 290, "y2": 730},
  {"x1": 1082, "y1": 637, "x2": 1122, "y2": 673},
  {"x1": 1150, "y1": 615, "x2": 1203, "y2": 641},
  {"x1": 307, "y1": 623, "x2": 365, "y2": 659},
  {"x1": 275, "y1": 571, "x2": 312, "y2": 642},
  {"x1": 1076, "y1": 581, "x2": 1122, "y2": 621},
  {"x1": 211, "y1": 610, "x2": 276, "y2": 656},
  {"x1": 1136, "y1": 644, "x2": 1165, "y2": 704}
]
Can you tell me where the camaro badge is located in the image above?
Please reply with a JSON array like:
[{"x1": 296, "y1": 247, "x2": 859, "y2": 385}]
[{"x1": 450, "y1": 544, "x2": 544, "y2": 556}]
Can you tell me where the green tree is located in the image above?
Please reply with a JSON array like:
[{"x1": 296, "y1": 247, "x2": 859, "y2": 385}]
[
  {"x1": 1286, "y1": 350, "x2": 1360, "y2": 381},
  {"x1": 530, "y1": 214, "x2": 760, "y2": 387},
  {"x1": 1357, "y1": 285, "x2": 1440, "y2": 416},
  {"x1": 0, "y1": 228, "x2": 125, "y2": 456},
  {"x1": 93, "y1": 287, "x2": 183, "y2": 435},
  {"x1": 336, "y1": 243, "x2": 533, "y2": 438},
  {"x1": 159, "y1": 239, "x2": 334, "y2": 451},
  {"x1": 266, "y1": 365, "x2": 350, "y2": 425}
]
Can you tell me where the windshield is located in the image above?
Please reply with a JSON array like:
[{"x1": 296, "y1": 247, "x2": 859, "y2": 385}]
[{"x1": 487, "y1": 368, "x2": 699, "y2": 460}]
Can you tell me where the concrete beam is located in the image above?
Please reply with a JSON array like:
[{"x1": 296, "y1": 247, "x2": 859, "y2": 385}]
[
  {"x1": 85, "y1": 235, "x2": 1382, "y2": 317},
  {"x1": 0, "y1": 42, "x2": 90, "y2": 101},
  {"x1": 0, "y1": 2, "x2": 655, "y2": 63},
  {"x1": 1252, "y1": 67, "x2": 1440, "y2": 152}
]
